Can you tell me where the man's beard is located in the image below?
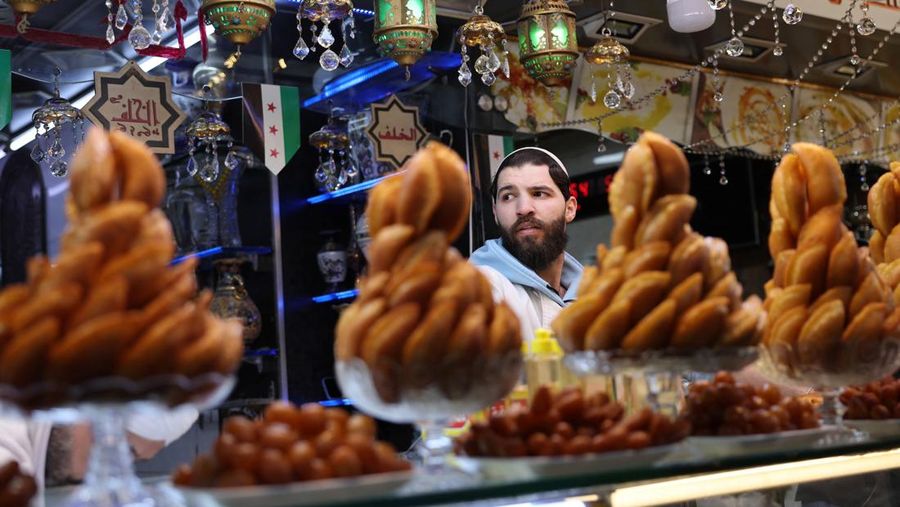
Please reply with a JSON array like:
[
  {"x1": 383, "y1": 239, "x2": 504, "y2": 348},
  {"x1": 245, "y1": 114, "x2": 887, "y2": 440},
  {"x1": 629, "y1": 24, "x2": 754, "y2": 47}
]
[{"x1": 500, "y1": 215, "x2": 568, "y2": 272}]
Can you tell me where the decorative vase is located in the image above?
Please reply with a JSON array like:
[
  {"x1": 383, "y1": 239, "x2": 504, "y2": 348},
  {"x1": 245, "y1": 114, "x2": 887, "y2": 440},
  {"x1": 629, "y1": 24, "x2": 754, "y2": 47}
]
[
  {"x1": 210, "y1": 258, "x2": 262, "y2": 343},
  {"x1": 317, "y1": 234, "x2": 348, "y2": 293}
]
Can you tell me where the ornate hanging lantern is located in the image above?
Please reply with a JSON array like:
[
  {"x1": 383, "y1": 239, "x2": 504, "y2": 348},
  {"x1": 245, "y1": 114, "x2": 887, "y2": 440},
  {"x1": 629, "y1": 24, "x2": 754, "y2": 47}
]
[
  {"x1": 201, "y1": 0, "x2": 275, "y2": 62},
  {"x1": 31, "y1": 70, "x2": 89, "y2": 178},
  {"x1": 457, "y1": 4, "x2": 509, "y2": 87},
  {"x1": 585, "y1": 27, "x2": 633, "y2": 109},
  {"x1": 309, "y1": 117, "x2": 357, "y2": 192},
  {"x1": 293, "y1": 0, "x2": 356, "y2": 72},
  {"x1": 373, "y1": 0, "x2": 438, "y2": 78},
  {"x1": 9, "y1": 0, "x2": 56, "y2": 33},
  {"x1": 186, "y1": 109, "x2": 239, "y2": 184},
  {"x1": 517, "y1": 0, "x2": 579, "y2": 87}
]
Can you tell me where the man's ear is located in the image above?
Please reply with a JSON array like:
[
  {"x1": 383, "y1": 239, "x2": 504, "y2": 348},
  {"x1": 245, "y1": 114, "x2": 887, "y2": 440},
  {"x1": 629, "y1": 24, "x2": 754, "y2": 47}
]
[
  {"x1": 565, "y1": 196, "x2": 577, "y2": 223},
  {"x1": 492, "y1": 200, "x2": 500, "y2": 226}
]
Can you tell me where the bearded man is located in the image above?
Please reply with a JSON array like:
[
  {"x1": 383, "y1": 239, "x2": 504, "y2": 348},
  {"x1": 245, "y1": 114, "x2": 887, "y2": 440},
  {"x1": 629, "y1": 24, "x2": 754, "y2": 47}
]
[{"x1": 470, "y1": 147, "x2": 583, "y2": 344}]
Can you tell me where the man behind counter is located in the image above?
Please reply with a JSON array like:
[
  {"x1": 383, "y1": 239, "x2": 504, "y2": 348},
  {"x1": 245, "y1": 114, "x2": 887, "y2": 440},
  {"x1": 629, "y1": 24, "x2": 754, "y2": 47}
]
[{"x1": 470, "y1": 147, "x2": 583, "y2": 344}]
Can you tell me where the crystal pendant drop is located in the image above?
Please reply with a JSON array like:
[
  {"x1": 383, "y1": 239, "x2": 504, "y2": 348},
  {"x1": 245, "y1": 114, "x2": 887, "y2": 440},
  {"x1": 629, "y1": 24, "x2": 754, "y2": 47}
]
[
  {"x1": 151, "y1": 29, "x2": 162, "y2": 45},
  {"x1": 486, "y1": 49, "x2": 501, "y2": 73},
  {"x1": 129, "y1": 25, "x2": 152, "y2": 50},
  {"x1": 199, "y1": 157, "x2": 219, "y2": 183},
  {"x1": 500, "y1": 52, "x2": 510, "y2": 79},
  {"x1": 597, "y1": 140, "x2": 607, "y2": 153},
  {"x1": 474, "y1": 55, "x2": 490, "y2": 75},
  {"x1": 224, "y1": 150, "x2": 240, "y2": 171},
  {"x1": 719, "y1": 175, "x2": 729, "y2": 185},
  {"x1": 293, "y1": 37, "x2": 310, "y2": 59},
  {"x1": 47, "y1": 137, "x2": 65, "y2": 158},
  {"x1": 115, "y1": 4, "x2": 128, "y2": 30},
  {"x1": 782, "y1": 4, "x2": 803, "y2": 25},
  {"x1": 30, "y1": 144, "x2": 44, "y2": 163},
  {"x1": 862, "y1": 182, "x2": 870, "y2": 192},
  {"x1": 186, "y1": 156, "x2": 198, "y2": 176},
  {"x1": 342, "y1": 16, "x2": 355, "y2": 39},
  {"x1": 337, "y1": 169, "x2": 349, "y2": 186},
  {"x1": 50, "y1": 160, "x2": 68, "y2": 178},
  {"x1": 604, "y1": 90, "x2": 622, "y2": 109},
  {"x1": 106, "y1": 24, "x2": 116, "y2": 44},
  {"x1": 339, "y1": 45, "x2": 354, "y2": 67},
  {"x1": 457, "y1": 62, "x2": 472, "y2": 86},
  {"x1": 315, "y1": 165, "x2": 328, "y2": 183},
  {"x1": 714, "y1": 91, "x2": 724, "y2": 102},
  {"x1": 857, "y1": 17, "x2": 876, "y2": 36},
  {"x1": 590, "y1": 78, "x2": 597, "y2": 102},
  {"x1": 345, "y1": 163, "x2": 358, "y2": 178},
  {"x1": 619, "y1": 80, "x2": 635, "y2": 100},
  {"x1": 773, "y1": 46, "x2": 783, "y2": 56},
  {"x1": 481, "y1": 72, "x2": 496, "y2": 86},
  {"x1": 725, "y1": 37, "x2": 745, "y2": 57},
  {"x1": 319, "y1": 49, "x2": 340, "y2": 71},
  {"x1": 317, "y1": 24, "x2": 335, "y2": 48},
  {"x1": 708, "y1": 0, "x2": 727, "y2": 10},
  {"x1": 850, "y1": 54, "x2": 861, "y2": 65}
]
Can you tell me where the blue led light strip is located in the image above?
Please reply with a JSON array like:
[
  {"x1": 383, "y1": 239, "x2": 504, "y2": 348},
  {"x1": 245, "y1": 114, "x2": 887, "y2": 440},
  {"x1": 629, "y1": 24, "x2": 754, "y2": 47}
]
[
  {"x1": 303, "y1": 170, "x2": 405, "y2": 206},
  {"x1": 311, "y1": 289, "x2": 359, "y2": 304},
  {"x1": 170, "y1": 246, "x2": 273, "y2": 265},
  {"x1": 319, "y1": 398, "x2": 353, "y2": 407}
]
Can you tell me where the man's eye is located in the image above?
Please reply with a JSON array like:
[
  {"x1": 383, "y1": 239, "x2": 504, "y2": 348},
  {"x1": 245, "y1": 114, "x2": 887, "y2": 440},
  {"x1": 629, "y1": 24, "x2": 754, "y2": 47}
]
[
  {"x1": 533, "y1": 191, "x2": 545, "y2": 197},
  {"x1": 501, "y1": 194, "x2": 514, "y2": 201}
]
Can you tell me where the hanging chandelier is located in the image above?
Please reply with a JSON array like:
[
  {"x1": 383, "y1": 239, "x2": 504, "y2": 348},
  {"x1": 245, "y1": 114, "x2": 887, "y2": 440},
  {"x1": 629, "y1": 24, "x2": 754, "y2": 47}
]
[
  {"x1": 105, "y1": 0, "x2": 176, "y2": 49},
  {"x1": 31, "y1": 70, "x2": 89, "y2": 178},
  {"x1": 585, "y1": 2, "x2": 634, "y2": 110},
  {"x1": 293, "y1": 0, "x2": 356, "y2": 72},
  {"x1": 201, "y1": 0, "x2": 275, "y2": 63},
  {"x1": 373, "y1": 0, "x2": 438, "y2": 79},
  {"x1": 517, "y1": 0, "x2": 579, "y2": 87},
  {"x1": 309, "y1": 117, "x2": 356, "y2": 192},
  {"x1": 457, "y1": 4, "x2": 509, "y2": 87},
  {"x1": 9, "y1": 0, "x2": 56, "y2": 33},
  {"x1": 186, "y1": 108, "x2": 238, "y2": 184}
]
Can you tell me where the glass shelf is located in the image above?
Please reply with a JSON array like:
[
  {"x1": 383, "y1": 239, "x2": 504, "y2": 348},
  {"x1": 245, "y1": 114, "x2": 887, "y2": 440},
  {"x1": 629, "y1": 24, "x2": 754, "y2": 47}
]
[
  {"x1": 295, "y1": 171, "x2": 405, "y2": 209},
  {"x1": 170, "y1": 246, "x2": 273, "y2": 266}
]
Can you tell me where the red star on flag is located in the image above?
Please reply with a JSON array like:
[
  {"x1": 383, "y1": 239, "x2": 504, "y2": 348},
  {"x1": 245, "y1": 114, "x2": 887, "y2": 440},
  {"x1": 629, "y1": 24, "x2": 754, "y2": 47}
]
[
  {"x1": 269, "y1": 149, "x2": 279, "y2": 158},
  {"x1": 267, "y1": 103, "x2": 277, "y2": 112},
  {"x1": 269, "y1": 125, "x2": 279, "y2": 135},
  {"x1": 493, "y1": 150, "x2": 501, "y2": 160}
]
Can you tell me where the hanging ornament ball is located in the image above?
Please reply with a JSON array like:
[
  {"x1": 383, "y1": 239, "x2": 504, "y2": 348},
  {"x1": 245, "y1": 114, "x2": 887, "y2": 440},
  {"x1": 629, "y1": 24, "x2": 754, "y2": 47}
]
[
  {"x1": 725, "y1": 37, "x2": 745, "y2": 57},
  {"x1": 8, "y1": 0, "x2": 56, "y2": 16},
  {"x1": 857, "y1": 17, "x2": 877, "y2": 36},
  {"x1": 773, "y1": 45, "x2": 783, "y2": 56},
  {"x1": 319, "y1": 48, "x2": 340, "y2": 71},
  {"x1": 782, "y1": 4, "x2": 803, "y2": 25},
  {"x1": 707, "y1": 0, "x2": 727, "y2": 11},
  {"x1": 603, "y1": 90, "x2": 622, "y2": 110},
  {"x1": 481, "y1": 71, "x2": 497, "y2": 86},
  {"x1": 585, "y1": 36, "x2": 629, "y2": 66},
  {"x1": 850, "y1": 54, "x2": 861, "y2": 65},
  {"x1": 202, "y1": 0, "x2": 275, "y2": 46}
]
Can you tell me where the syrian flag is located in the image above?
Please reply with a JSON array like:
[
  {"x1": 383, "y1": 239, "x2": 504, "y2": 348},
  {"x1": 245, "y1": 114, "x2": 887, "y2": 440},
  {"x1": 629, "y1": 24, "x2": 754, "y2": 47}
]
[
  {"x1": 242, "y1": 83, "x2": 300, "y2": 174},
  {"x1": 487, "y1": 134, "x2": 514, "y2": 180},
  {"x1": 0, "y1": 50, "x2": 10, "y2": 131}
]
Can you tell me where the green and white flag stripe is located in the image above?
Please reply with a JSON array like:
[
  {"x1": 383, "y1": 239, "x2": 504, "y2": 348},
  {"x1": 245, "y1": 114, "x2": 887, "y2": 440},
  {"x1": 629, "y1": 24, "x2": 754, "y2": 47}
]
[
  {"x1": 487, "y1": 134, "x2": 514, "y2": 180},
  {"x1": 0, "y1": 50, "x2": 10, "y2": 131},
  {"x1": 260, "y1": 84, "x2": 300, "y2": 175}
]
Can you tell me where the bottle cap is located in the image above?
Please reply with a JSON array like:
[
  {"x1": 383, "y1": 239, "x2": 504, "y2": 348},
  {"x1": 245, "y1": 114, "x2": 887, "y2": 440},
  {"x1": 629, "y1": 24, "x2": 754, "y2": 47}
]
[{"x1": 531, "y1": 328, "x2": 560, "y2": 356}]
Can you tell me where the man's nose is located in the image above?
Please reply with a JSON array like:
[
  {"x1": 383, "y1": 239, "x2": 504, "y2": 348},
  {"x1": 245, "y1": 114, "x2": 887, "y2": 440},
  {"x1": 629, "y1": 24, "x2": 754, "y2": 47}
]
[{"x1": 516, "y1": 195, "x2": 536, "y2": 216}]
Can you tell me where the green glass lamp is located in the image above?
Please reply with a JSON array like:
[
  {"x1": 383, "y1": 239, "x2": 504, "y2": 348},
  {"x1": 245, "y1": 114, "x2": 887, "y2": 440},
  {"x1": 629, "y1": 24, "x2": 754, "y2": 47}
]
[
  {"x1": 373, "y1": 0, "x2": 438, "y2": 76},
  {"x1": 517, "y1": 0, "x2": 579, "y2": 87}
]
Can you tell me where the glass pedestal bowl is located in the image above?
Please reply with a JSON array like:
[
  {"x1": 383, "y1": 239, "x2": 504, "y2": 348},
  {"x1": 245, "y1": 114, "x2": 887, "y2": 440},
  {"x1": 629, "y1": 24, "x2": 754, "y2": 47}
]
[
  {"x1": 0, "y1": 373, "x2": 235, "y2": 507},
  {"x1": 757, "y1": 338, "x2": 900, "y2": 428},
  {"x1": 336, "y1": 352, "x2": 522, "y2": 488},
  {"x1": 564, "y1": 346, "x2": 759, "y2": 415}
]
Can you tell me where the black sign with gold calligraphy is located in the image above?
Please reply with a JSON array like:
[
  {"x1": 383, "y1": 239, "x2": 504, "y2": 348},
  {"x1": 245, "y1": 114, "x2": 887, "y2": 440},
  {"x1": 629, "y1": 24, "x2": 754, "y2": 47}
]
[{"x1": 83, "y1": 61, "x2": 186, "y2": 154}]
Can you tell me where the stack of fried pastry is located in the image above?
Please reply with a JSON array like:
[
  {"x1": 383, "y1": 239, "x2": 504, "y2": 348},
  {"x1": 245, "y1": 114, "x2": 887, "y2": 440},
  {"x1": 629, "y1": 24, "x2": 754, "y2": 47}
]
[
  {"x1": 0, "y1": 128, "x2": 242, "y2": 402},
  {"x1": 552, "y1": 131, "x2": 763, "y2": 352},
  {"x1": 334, "y1": 142, "x2": 522, "y2": 404},
  {"x1": 865, "y1": 161, "x2": 900, "y2": 302},
  {"x1": 764, "y1": 143, "x2": 897, "y2": 370}
]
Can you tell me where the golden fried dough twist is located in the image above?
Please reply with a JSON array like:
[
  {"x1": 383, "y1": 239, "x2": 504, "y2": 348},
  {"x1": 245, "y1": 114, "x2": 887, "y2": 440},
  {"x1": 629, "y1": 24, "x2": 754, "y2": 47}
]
[
  {"x1": 552, "y1": 132, "x2": 763, "y2": 352},
  {"x1": 763, "y1": 146, "x2": 895, "y2": 372},
  {"x1": 0, "y1": 128, "x2": 244, "y2": 400},
  {"x1": 337, "y1": 142, "x2": 521, "y2": 404}
]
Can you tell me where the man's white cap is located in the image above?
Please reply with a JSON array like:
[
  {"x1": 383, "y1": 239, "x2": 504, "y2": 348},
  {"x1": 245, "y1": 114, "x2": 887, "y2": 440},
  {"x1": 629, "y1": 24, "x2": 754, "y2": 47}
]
[{"x1": 492, "y1": 146, "x2": 569, "y2": 181}]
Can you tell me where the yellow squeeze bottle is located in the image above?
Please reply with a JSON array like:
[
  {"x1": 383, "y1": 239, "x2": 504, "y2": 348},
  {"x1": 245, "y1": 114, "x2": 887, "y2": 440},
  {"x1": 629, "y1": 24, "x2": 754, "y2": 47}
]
[{"x1": 525, "y1": 328, "x2": 563, "y2": 399}]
